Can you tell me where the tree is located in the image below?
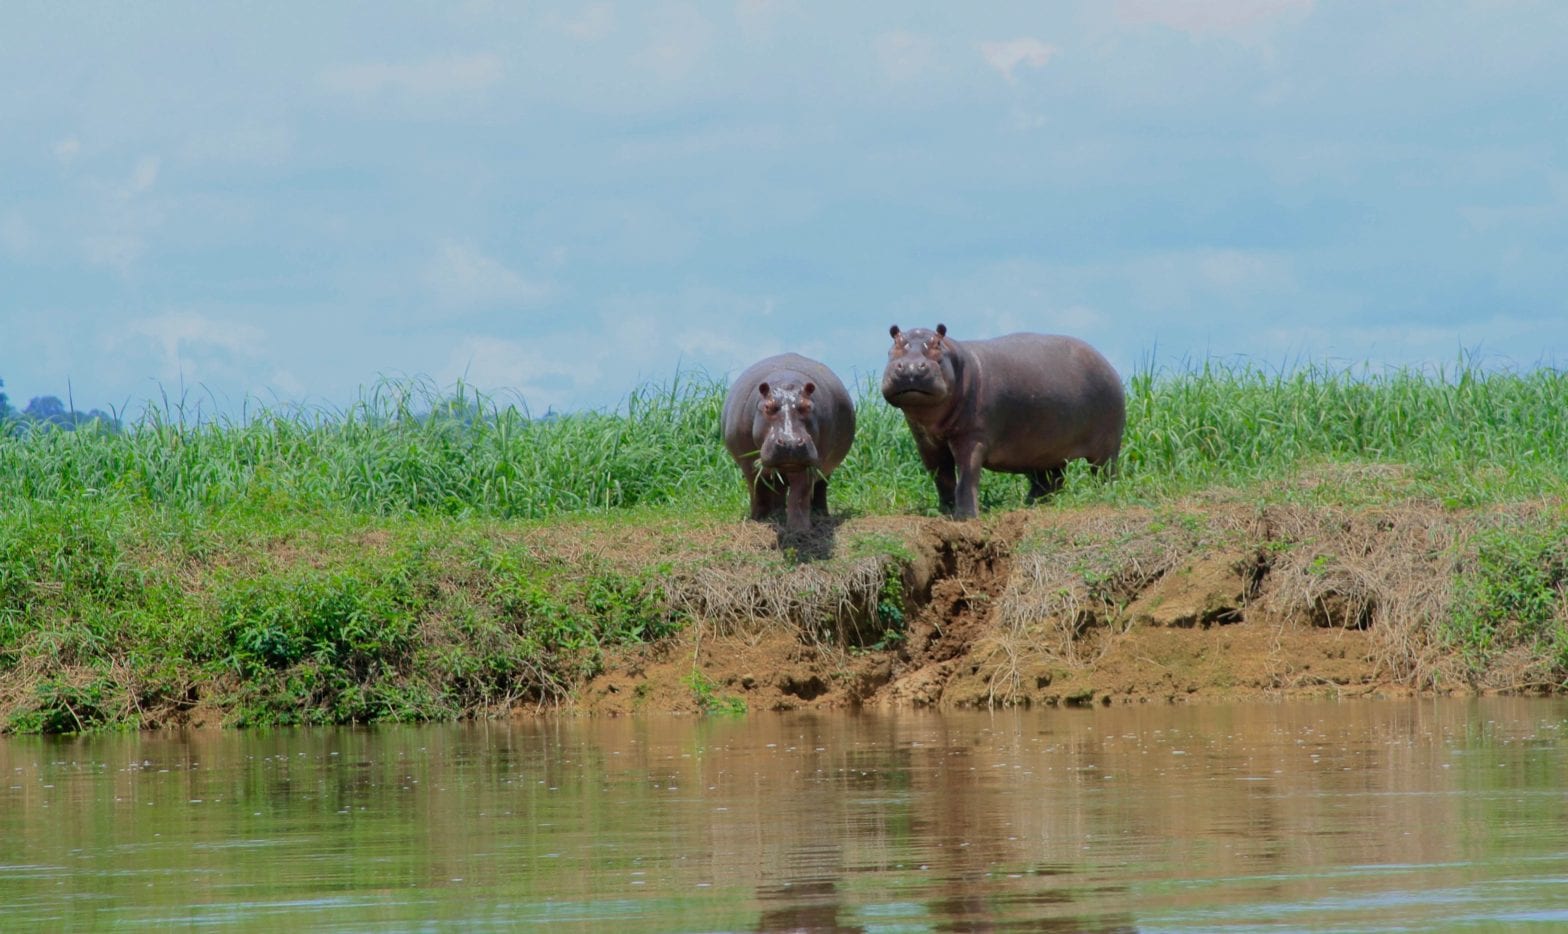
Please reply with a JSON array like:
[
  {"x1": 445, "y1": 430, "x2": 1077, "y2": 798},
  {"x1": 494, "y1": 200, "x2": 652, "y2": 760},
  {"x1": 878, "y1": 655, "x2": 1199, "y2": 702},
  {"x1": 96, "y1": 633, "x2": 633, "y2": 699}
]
[
  {"x1": 0, "y1": 376, "x2": 10, "y2": 420},
  {"x1": 18, "y1": 395, "x2": 121, "y2": 432},
  {"x1": 24, "y1": 395, "x2": 69, "y2": 426}
]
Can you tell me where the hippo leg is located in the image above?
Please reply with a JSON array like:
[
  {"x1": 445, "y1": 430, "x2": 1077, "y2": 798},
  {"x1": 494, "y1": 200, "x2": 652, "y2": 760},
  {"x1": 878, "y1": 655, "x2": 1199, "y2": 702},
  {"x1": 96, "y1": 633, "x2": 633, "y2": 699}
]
[
  {"x1": 933, "y1": 461, "x2": 957, "y2": 514},
  {"x1": 811, "y1": 475, "x2": 829, "y2": 516},
  {"x1": 748, "y1": 466, "x2": 779, "y2": 521},
  {"x1": 913, "y1": 436, "x2": 957, "y2": 514},
  {"x1": 784, "y1": 470, "x2": 814, "y2": 532},
  {"x1": 951, "y1": 438, "x2": 987, "y2": 520},
  {"x1": 1026, "y1": 466, "x2": 1065, "y2": 503}
]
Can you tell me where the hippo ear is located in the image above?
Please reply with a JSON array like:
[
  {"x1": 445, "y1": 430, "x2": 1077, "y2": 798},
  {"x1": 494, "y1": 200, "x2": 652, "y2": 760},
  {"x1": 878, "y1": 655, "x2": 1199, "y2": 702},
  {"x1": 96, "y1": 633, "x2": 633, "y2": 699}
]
[
  {"x1": 758, "y1": 382, "x2": 771, "y2": 398},
  {"x1": 889, "y1": 324, "x2": 902, "y2": 339},
  {"x1": 802, "y1": 382, "x2": 816, "y2": 397},
  {"x1": 935, "y1": 323, "x2": 947, "y2": 337}
]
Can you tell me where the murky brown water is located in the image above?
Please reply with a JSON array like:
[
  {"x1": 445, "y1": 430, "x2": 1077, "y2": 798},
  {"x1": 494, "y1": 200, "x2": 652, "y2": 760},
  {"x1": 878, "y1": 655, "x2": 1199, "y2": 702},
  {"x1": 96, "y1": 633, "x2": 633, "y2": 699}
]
[{"x1": 4, "y1": 699, "x2": 1568, "y2": 930}]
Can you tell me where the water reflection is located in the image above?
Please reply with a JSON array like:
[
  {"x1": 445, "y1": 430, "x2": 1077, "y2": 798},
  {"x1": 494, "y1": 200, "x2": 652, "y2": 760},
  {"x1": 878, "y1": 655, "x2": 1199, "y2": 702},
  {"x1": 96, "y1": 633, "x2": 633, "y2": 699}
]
[{"x1": 3, "y1": 699, "x2": 1568, "y2": 930}]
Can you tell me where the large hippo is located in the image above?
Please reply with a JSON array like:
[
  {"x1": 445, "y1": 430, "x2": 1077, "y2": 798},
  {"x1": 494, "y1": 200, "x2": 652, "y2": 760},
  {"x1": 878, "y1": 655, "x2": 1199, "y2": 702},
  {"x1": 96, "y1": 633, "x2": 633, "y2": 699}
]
[
  {"x1": 722, "y1": 353, "x2": 856, "y2": 532},
  {"x1": 881, "y1": 324, "x2": 1124, "y2": 519}
]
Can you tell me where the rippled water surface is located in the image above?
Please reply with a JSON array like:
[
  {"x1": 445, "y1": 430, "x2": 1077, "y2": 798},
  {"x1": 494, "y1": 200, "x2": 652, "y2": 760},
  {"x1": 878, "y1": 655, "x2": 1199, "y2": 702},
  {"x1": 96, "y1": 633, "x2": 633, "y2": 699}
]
[{"x1": 5, "y1": 699, "x2": 1568, "y2": 930}]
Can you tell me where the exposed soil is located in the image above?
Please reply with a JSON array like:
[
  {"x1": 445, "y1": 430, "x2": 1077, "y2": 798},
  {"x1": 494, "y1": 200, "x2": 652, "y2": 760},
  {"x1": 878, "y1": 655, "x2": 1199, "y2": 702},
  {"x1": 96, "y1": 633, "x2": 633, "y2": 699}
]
[{"x1": 578, "y1": 502, "x2": 1511, "y2": 715}]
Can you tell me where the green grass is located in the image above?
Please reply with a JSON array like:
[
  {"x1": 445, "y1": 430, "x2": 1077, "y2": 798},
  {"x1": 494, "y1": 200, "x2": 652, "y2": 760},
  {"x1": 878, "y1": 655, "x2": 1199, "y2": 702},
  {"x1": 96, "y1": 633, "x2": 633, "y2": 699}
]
[
  {"x1": 0, "y1": 504, "x2": 684, "y2": 732},
  {"x1": 4, "y1": 360, "x2": 1568, "y2": 731},
  {"x1": 5, "y1": 361, "x2": 1567, "y2": 522}
]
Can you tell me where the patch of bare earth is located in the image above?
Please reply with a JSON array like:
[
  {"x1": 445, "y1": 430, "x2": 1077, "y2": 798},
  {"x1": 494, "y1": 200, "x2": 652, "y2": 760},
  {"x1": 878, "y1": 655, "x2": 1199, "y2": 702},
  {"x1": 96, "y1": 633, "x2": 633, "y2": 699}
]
[{"x1": 574, "y1": 500, "x2": 1532, "y2": 714}]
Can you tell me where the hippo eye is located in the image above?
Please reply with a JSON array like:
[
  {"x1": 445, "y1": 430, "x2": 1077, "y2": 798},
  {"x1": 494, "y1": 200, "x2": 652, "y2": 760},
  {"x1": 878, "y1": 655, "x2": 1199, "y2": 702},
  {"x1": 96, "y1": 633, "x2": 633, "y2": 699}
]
[{"x1": 763, "y1": 401, "x2": 781, "y2": 415}]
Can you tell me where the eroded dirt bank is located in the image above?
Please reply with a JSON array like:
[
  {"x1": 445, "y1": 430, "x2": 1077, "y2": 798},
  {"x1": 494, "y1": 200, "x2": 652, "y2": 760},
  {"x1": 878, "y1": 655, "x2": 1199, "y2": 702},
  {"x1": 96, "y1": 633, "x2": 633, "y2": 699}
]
[{"x1": 579, "y1": 502, "x2": 1555, "y2": 714}]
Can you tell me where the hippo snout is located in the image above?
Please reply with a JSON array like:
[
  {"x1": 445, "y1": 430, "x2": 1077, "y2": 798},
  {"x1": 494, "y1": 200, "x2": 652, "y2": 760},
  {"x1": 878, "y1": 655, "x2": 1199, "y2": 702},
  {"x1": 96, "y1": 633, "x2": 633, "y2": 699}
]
[
  {"x1": 760, "y1": 433, "x2": 819, "y2": 469},
  {"x1": 881, "y1": 364, "x2": 947, "y2": 405}
]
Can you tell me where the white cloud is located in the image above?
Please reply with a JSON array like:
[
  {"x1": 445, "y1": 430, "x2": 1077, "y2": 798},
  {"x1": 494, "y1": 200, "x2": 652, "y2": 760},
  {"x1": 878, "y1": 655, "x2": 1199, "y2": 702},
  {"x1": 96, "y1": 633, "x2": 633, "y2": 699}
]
[
  {"x1": 1115, "y1": 0, "x2": 1314, "y2": 41},
  {"x1": 71, "y1": 156, "x2": 166, "y2": 275},
  {"x1": 1, "y1": 213, "x2": 36, "y2": 259},
  {"x1": 423, "y1": 243, "x2": 551, "y2": 310},
  {"x1": 614, "y1": 123, "x2": 786, "y2": 162},
  {"x1": 675, "y1": 326, "x2": 783, "y2": 363},
  {"x1": 1010, "y1": 108, "x2": 1048, "y2": 131},
  {"x1": 1255, "y1": 316, "x2": 1541, "y2": 368},
  {"x1": 82, "y1": 234, "x2": 146, "y2": 274},
  {"x1": 441, "y1": 335, "x2": 592, "y2": 414},
  {"x1": 978, "y1": 37, "x2": 1057, "y2": 83},
  {"x1": 634, "y1": 4, "x2": 714, "y2": 80},
  {"x1": 179, "y1": 121, "x2": 294, "y2": 167},
  {"x1": 1118, "y1": 247, "x2": 1297, "y2": 311},
  {"x1": 268, "y1": 369, "x2": 307, "y2": 398},
  {"x1": 875, "y1": 31, "x2": 936, "y2": 84},
  {"x1": 122, "y1": 156, "x2": 160, "y2": 199},
  {"x1": 1041, "y1": 305, "x2": 1108, "y2": 334},
  {"x1": 322, "y1": 53, "x2": 504, "y2": 101},
  {"x1": 556, "y1": 4, "x2": 615, "y2": 40},
  {"x1": 736, "y1": 0, "x2": 786, "y2": 39},
  {"x1": 53, "y1": 137, "x2": 81, "y2": 164},
  {"x1": 1196, "y1": 249, "x2": 1292, "y2": 290},
  {"x1": 119, "y1": 313, "x2": 266, "y2": 387}
]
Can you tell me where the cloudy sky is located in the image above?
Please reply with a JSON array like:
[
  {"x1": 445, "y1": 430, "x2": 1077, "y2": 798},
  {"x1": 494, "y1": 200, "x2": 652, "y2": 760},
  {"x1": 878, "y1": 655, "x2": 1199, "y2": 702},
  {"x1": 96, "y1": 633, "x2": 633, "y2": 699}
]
[{"x1": 3, "y1": 1, "x2": 1565, "y2": 416}]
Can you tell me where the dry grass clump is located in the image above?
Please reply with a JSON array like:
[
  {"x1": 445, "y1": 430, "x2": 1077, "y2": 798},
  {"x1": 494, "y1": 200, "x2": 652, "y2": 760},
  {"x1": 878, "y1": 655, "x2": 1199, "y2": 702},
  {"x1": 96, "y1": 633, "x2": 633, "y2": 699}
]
[
  {"x1": 661, "y1": 553, "x2": 893, "y2": 647},
  {"x1": 1253, "y1": 505, "x2": 1461, "y2": 687},
  {"x1": 996, "y1": 512, "x2": 1212, "y2": 657},
  {"x1": 954, "y1": 503, "x2": 1564, "y2": 705},
  {"x1": 964, "y1": 512, "x2": 1214, "y2": 702}
]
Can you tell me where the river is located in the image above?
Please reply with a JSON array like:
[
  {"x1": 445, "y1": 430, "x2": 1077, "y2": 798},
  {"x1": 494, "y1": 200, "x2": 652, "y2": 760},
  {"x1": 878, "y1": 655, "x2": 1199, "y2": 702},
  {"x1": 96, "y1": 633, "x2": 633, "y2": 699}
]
[{"x1": 4, "y1": 698, "x2": 1567, "y2": 930}]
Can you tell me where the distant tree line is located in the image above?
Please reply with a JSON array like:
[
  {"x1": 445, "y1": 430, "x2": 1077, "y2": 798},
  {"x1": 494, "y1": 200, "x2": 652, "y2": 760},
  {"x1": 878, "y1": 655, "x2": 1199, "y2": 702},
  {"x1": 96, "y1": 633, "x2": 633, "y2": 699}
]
[
  {"x1": 0, "y1": 374, "x2": 561, "y2": 436},
  {"x1": 0, "y1": 375, "x2": 121, "y2": 433}
]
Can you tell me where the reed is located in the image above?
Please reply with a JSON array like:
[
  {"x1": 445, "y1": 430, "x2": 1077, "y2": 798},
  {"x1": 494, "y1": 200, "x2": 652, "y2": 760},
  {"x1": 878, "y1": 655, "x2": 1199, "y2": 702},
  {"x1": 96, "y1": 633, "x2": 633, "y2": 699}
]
[{"x1": 3, "y1": 360, "x2": 1566, "y2": 518}]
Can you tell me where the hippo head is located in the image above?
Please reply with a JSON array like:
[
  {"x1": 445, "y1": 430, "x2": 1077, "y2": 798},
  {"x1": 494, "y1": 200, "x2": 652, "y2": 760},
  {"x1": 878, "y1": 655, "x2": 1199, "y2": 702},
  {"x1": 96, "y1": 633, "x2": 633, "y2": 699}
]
[
  {"x1": 753, "y1": 380, "x2": 821, "y2": 471},
  {"x1": 881, "y1": 323, "x2": 955, "y2": 409}
]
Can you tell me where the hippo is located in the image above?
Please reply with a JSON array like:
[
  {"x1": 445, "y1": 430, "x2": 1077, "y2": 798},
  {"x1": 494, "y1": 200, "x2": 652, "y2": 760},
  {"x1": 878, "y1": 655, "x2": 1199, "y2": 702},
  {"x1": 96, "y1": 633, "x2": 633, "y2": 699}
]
[
  {"x1": 722, "y1": 353, "x2": 856, "y2": 532},
  {"x1": 881, "y1": 324, "x2": 1125, "y2": 519}
]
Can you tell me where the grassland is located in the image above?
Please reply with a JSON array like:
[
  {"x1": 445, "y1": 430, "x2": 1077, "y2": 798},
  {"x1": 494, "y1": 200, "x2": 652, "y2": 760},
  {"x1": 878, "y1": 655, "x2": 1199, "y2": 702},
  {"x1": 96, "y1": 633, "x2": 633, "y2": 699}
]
[{"x1": 4, "y1": 361, "x2": 1568, "y2": 731}]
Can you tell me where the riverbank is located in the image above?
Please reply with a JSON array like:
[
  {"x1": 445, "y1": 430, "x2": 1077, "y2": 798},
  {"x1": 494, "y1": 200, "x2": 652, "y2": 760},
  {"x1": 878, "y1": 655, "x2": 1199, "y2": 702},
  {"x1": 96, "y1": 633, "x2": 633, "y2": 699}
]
[
  {"x1": 4, "y1": 482, "x2": 1567, "y2": 732},
  {"x1": 582, "y1": 491, "x2": 1568, "y2": 714},
  {"x1": 5, "y1": 366, "x2": 1568, "y2": 731}
]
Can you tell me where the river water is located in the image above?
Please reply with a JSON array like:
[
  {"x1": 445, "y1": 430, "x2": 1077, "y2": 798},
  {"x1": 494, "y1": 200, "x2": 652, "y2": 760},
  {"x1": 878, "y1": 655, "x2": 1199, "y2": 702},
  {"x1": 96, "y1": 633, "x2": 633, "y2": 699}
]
[{"x1": 4, "y1": 699, "x2": 1568, "y2": 931}]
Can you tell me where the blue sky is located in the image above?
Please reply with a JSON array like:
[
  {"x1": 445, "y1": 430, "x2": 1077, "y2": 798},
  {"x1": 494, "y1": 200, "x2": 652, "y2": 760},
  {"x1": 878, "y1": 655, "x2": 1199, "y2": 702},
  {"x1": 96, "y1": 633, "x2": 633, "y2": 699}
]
[{"x1": 3, "y1": 0, "x2": 1565, "y2": 416}]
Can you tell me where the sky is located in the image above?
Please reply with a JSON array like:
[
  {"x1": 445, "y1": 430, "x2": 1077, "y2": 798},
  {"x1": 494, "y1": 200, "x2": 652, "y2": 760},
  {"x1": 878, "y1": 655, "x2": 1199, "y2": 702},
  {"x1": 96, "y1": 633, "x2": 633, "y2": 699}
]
[{"x1": 2, "y1": 0, "x2": 1566, "y2": 417}]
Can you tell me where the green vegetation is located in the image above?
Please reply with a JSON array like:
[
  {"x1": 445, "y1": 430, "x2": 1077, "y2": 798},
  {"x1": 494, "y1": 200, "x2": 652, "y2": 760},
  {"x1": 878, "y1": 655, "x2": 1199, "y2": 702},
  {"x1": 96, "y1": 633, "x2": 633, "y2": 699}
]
[
  {"x1": 5, "y1": 362, "x2": 1567, "y2": 521},
  {"x1": 0, "y1": 505, "x2": 681, "y2": 732},
  {"x1": 3, "y1": 361, "x2": 1568, "y2": 731},
  {"x1": 1448, "y1": 513, "x2": 1568, "y2": 680},
  {"x1": 683, "y1": 669, "x2": 748, "y2": 715}
]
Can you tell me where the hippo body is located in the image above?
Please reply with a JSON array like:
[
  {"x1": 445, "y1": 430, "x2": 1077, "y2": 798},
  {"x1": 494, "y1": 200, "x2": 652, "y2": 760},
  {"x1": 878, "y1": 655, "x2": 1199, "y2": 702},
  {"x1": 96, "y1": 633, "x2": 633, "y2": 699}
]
[
  {"x1": 881, "y1": 324, "x2": 1124, "y2": 519},
  {"x1": 722, "y1": 353, "x2": 856, "y2": 531}
]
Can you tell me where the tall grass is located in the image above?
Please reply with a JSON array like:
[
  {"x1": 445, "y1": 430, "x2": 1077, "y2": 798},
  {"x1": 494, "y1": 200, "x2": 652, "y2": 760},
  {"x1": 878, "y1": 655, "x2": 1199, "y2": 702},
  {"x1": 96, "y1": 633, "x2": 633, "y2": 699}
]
[
  {"x1": 1110, "y1": 359, "x2": 1568, "y2": 506},
  {"x1": 3, "y1": 361, "x2": 1567, "y2": 520}
]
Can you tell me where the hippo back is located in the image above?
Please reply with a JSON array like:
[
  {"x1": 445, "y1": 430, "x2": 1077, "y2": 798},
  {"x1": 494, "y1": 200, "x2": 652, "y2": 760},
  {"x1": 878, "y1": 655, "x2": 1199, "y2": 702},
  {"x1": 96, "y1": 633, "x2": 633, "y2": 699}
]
[
  {"x1": 722, "y1": 353, "x2": 856, "y2": 472},
  {"x1": 964, "y1": 333, "x2": 1125, "y2": 470}
]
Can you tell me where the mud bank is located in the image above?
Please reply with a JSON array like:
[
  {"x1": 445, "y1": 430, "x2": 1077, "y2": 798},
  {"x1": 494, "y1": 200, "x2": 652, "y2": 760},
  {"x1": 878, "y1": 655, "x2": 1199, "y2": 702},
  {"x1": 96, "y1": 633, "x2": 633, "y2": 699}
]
[
  {"x1": 582, "y1": 503, "x2": 1566, "y2": 714},
  {"x1": 6, "y1": 498, "x2": 1564, "y2": 732}
]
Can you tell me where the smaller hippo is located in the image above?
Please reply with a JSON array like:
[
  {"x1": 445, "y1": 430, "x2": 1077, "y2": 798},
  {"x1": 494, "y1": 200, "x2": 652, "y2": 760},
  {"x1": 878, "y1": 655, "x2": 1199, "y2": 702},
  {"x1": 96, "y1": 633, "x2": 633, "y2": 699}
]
[
  {"x1": 722, "y1": 353, "x2": 856, "y2": 531},
  {"x1": 882, "y1": 324, "x2": 1125, "y2": 519}
]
